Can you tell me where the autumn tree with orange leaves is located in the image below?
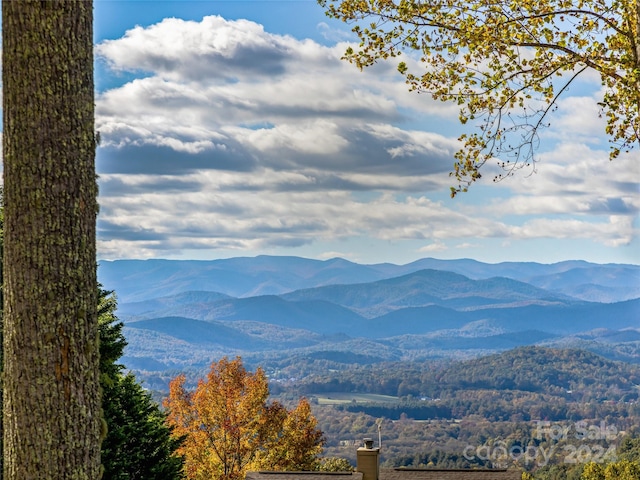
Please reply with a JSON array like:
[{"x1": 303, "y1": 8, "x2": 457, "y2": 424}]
[{"x1": 165, "y1": 357, "x2": 324, "y2": 480}]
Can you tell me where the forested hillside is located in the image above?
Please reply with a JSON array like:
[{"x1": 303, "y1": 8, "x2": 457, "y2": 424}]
[
  {"x1": 277, "y1": 347, "x2": 640, "y2": 474},
  {"x1": 99, "y1": 258, "x2": 640, "y2": 390},
  {"x1": 288, "y1": 346, "x2": 640, "y2": 413},
  {"x1": 96, "y1": 256, "x2": 639, "y2": 475}
]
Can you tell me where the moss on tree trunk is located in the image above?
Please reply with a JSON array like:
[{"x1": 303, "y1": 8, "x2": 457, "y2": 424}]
[{"x1": 2, "y1": 1, "x2": 100, "y2": 478}]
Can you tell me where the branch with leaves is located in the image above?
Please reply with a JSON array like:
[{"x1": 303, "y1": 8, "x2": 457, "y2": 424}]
[{"x1": 320, "y1": 0, "x2": 640, "y2": 195}]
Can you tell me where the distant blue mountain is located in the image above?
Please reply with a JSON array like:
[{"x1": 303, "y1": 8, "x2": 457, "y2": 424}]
[
  {"x1": 117, "y1": 291, "x2": 232, "y2": 316},
  {"x1": 97, "y1": 256, "x2": 640, "y2": 383},
  {"x1": 99, "y1": 256, "x2": 388, "y2": 302},
  {"x1": 281, "y1": 269, "x2": 578, "y2": 317},
  {"x1": 127, "y1": 316, "x2": 262, "y2": 348},
  {"x1": 99, "y1": 255, "x2": 639, "y2": 303}
]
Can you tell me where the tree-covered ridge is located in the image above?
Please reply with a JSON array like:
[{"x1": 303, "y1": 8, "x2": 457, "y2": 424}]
[
  {"x1": 280, "y1": 346, "x2": 640, "y2": 475},
  {"x1": 104, "y1": 258, "x2": 639, "y2": 391},
  {"x1": 294, "y1": 347, "x2": 640, "y2": 403},
  {"x1": 434, "y1": 346, "x2": 640, "y2": 398},
  {"x1": 278, "y1": 348, "x2": 639, "y2": 446}
]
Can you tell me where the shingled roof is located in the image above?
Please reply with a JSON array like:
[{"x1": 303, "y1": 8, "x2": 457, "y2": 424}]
[
  {"x1": 247, "y1": 440, "x2": 521, "y2": 480},
  {"x1": 246, "y1": 468, "x2": 520, "y2": 480},
  {"x1": 246, "y1": 472, "x2": 363, "y2": 480},
  {"x1": 382, "y1": 468, "x2": 521, "y2": 480}
]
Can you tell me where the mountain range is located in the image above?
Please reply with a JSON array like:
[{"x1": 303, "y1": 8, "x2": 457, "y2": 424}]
[
  {"x1": 97, "y1": 256, "x2": 640, "y2": 386},
  {"x1": 99, "y1": 256, "x2": 640, "y2": 303}
]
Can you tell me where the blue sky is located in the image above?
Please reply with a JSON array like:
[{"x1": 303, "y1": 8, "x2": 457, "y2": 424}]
[{"x1": 88, "y1": 0, "x2": 639, "y2": 265}]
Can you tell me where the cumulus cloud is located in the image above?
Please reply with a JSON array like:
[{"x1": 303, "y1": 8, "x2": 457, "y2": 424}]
[
  {"x1": 93, "y1": 13, "x2": 638, "y2": 261},
  {"x1": 550, "y1": 94, "x2": 606, "y2": 142},
  {"x1": 97, "y1": 172, "x2": 514, "y2": 259},
  {"x1": 97, "y1": 16, "x2": 294, "y2": 81},
  {"x1": 96, "y1": 17, "x2": 443, "y2": 185},
  {"x1": 418, "y1": 242, "x2": 448, "y2": 253},
  {"x1": 511, "y1": 216, "x2": 635, "y2": 246},
  {"x1": 494, "y1": 144, "x2": 640, "y2": 216}
]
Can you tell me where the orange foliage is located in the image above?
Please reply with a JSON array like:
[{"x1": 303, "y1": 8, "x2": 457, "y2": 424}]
[{"x1": 165, "y1": 357, "x2": 324, "y2": 480}]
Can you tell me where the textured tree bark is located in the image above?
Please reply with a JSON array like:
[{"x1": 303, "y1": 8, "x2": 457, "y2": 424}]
[{"x1": 2, "y1": 1, "x2": 101, "y2": 479}]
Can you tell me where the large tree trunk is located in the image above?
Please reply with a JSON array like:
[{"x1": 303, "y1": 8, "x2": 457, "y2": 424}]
[{"x1": 2, "y1": 1, "x2": 101, "y2": 478}]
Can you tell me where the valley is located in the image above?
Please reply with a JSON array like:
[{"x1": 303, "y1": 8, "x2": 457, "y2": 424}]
[
  {"x1": 98, "y1": 255, "x2": 640, "y2": 474},
  {"x1": 97, "y1": 255, "x2": 640, "y2": 390}
]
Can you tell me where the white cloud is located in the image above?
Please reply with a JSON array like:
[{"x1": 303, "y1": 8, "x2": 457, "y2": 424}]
[
  {"x1": 316, "y1": 21, "x2": 354, "y2": 43},
  {"x1": 511, "y1": 216, "x2": 635, "y2": 246},
  {"x1": 98, "y1": 169, "x2": 515, "y2": 259},
  {"x1": 93, "y1": 14, "x2": 638, "y2": 262},
  {"x1": 550, "y1": 94, "x2": 606, "y2": 143},
  {"x1": 418, "y1": 242, "x2": 448, "y2": 253},
  {"x1": 236, "y1": 120, "x2": 348, "y2": 156},
  {"x1": 97, "y1": 16, "x2": 294, "y2": 82}
]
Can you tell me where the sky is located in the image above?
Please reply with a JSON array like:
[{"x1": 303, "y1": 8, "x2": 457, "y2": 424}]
[{"x1": 41, "y1": 1, "x2": 640, "y2": 264}]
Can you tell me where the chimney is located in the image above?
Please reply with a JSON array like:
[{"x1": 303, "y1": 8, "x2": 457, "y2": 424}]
[{"x1": 356, "y1": 438, "x2": 379, "y2": 480}]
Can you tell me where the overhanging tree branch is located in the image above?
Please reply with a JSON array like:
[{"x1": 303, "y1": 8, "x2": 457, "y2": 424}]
[{"x1": 320, "y1": 0, "x2": 640, "y2": 195}]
